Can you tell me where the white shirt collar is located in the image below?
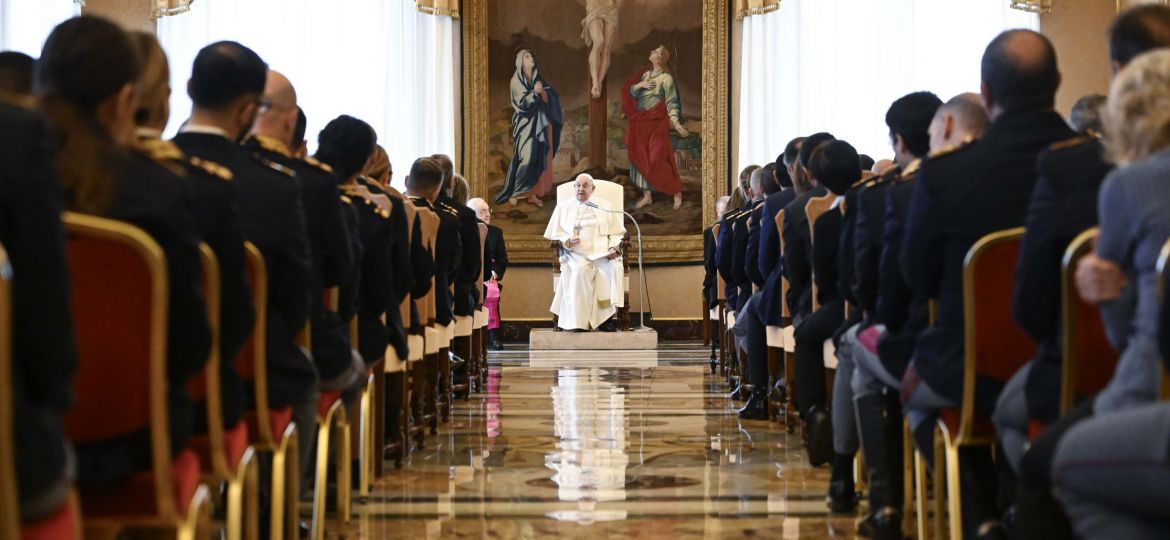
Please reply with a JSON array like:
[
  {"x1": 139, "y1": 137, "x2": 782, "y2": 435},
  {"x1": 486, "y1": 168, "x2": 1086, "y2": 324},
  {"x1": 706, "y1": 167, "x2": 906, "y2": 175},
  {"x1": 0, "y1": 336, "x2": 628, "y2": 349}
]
[
  {"x1": 179, "y1": 123, "x2": 232, "y2": 140},
  {"x1": 830, "y1": 195, "x2": 845, "y2": 210}
]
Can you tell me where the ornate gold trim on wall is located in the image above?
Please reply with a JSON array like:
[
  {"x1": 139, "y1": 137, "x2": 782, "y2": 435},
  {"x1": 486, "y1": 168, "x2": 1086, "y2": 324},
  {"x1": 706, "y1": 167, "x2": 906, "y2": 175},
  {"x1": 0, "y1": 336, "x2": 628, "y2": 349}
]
[{"x1": 460, "y1": 0, "x2": 730, "y2": 264}]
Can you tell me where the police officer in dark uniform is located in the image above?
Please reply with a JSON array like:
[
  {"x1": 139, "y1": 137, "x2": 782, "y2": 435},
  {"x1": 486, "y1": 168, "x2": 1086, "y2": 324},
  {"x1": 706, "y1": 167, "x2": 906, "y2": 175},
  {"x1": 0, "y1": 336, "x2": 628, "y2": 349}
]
[
  {"x1": 129, "y1": 30, "x2": 256, "y2": 442},
  {"x1": 172, "y1": 41, "x2": 317, "y2": 486},
  {"x1": 900, "y1": 30, "x2": 1075, "y2": 539},
  {"x1": 0, "y1": 93, "x2": 77, "y2": 523},
  {"x1": 432, "y1": 154, "x2": 481, "y2": 394},
  {"x1": 242, "y1": 72, "x2": 359, "y2": 396},
  {"x1": 36, "y1": 16, "x2": 212, "y2": 488}
]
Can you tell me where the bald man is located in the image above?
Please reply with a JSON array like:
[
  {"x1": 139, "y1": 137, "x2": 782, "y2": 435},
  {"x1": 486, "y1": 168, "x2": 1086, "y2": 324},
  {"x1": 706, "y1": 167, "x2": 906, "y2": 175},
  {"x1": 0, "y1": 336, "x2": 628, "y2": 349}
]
[
  {"x1": 469, "y1": 197, "x2": 508, "y2": 348},
  {"x1": 899, "y1": 29, "x2": 1074, "y2": 538},
  {"x1": 243, "y1": 71, "x2": 361, "y2": 394},
  {"x1": 927, "y1": 92, "x2": 989, "y2": 152},
  {"x1": 544, "y1": 174, "x2": 626, "y2": 331}
]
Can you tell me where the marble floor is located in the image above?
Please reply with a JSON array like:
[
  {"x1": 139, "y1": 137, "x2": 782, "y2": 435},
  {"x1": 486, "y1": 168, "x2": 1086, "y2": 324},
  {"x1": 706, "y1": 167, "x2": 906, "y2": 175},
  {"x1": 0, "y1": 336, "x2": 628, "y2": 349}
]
[{"x1": 340, "y1": 343, "x2": 860, "y2": 539}]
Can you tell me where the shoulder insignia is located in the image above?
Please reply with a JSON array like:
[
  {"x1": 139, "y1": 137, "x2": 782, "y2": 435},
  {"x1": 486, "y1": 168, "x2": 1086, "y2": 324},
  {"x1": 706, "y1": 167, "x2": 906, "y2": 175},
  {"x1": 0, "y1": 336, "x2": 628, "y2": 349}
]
[
  {"x1": 754, "y1": 201, "x2": 765, "y2": 210},
  {"x1": 927, "y1": 137, "x2": 976, "y2": 160},
  {"x1": 136, "y1": 138, "x2": 186, "y2": 163},
  {"x1": 248, "y1": 134, "x2": 293, "y2": 158},
  {"x1": 340, "y1": 195, "x2": 353, "y2": 204},
  {"x1": 188, "y1": 157, "x2": 233, "y2": 181},
  {"x1": 254, "y1": 156, "x2": 296, "y2": 178},
  {"x1": 1049, "y1": 135, "x2": 1091, "y2": 152},
  {"x1": 0, "y1": 90, "x2": 33, "y2": 110},
  {"x1": 304, "y1": 156, "x2": 334, "y2": 174}
]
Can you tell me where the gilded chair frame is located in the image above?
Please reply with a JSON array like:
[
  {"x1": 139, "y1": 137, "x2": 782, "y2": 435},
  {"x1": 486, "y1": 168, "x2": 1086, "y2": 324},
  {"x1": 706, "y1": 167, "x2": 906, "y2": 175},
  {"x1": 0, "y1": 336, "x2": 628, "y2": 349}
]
[
  {"x1": 1157, "y1": 237, "x2": 1170, "y2": 400},
  {"x1": 0, "y1": 245, "x2": 16, "y2": 540},
  {"x1": 238, "y1": 242, "x2": 299, "y2": 540},
  {"x1": 63, "y1": 212, "x2": 212, "y2": 539},
  {"x1": 311, "y1": 287, "x2": 351, "y2": 540},
  {"x1": 934, "y1": 226, "x2": 1028, "y2": 540},
  {"x1": 196, "y1": 244, "x2": 260, "y2": 540},
  {"x1": 1059, "y1": 228, "x2": 1119, "y2": 414}
]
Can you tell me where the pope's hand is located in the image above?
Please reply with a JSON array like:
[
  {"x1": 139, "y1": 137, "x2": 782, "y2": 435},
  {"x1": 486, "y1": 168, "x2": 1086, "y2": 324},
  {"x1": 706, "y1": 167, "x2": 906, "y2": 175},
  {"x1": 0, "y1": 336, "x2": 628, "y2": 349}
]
[
  {"x1": 566, "y1": 236, "x2": 580, "y2": 248},
  {"x1": 606, "y1": 248, "x2": 619, "y2": 260}
]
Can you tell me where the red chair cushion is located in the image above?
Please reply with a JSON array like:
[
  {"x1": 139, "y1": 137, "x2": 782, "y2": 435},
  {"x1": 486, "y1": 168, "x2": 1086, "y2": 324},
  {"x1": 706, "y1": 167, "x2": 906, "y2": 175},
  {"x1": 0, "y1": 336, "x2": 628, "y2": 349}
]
[
  {"x1": 269, "y1": 407, "x2": 292, "y2": 444},
  {"x1": 21, "y1": 495, "x2": 80, "y2": 540},
  {"x1": 317, "y1": 391, "x2": 342, "y2": 419},
  {"x1": 939, "y1": 408, "x2": 996, "y2": 439},
  {"x1": 187, "y1": 421, "x2": 250, "y2": 475},
  {"x1": 80, "y1": 449, "x2": 201, "y2": 518},
  {"x1": 1027, "y1": 420, "x2": 1047, "y2": 441},
  {"x1": 64, "y1": 235, "x2": 156, "y2": 442}
]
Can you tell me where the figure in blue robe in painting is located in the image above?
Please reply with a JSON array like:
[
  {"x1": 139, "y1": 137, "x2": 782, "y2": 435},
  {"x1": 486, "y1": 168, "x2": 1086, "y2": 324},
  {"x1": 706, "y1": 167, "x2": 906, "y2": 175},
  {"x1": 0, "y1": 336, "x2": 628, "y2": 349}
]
[{"x1": 495, "y1": 49, "x2": 563, "y2": 208}]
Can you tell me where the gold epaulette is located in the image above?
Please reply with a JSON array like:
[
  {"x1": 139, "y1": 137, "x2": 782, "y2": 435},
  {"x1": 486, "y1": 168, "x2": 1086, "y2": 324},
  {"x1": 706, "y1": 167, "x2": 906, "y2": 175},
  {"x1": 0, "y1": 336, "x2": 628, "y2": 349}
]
[
  {"x1": 188, "y1": 157, "x2": 233, "y2": 181},
  {"x1": 927, "y1": 137, "x2": 976, "y2": 160},
  {"x1": 0, "y1": 90, "x2": 33, "y2": 110},
  {"x1": 254, "y1": 156, "x2": 295, "y2": 177},
  {"x1": 304, "y1": 156, "x2": 334, "y2": 174},
  {"x1": 247, "y1": 134, "x2": 293, "y2": 158},
  {"x1": 341, "y1": 195, "x2": 353, "y2": 204},
  {"x1": 1049, "y1": 135, "x2": 1092, "y2": 152},
  {"x1": 136, "y1": 137, "x2": 185, "y2": 163}
]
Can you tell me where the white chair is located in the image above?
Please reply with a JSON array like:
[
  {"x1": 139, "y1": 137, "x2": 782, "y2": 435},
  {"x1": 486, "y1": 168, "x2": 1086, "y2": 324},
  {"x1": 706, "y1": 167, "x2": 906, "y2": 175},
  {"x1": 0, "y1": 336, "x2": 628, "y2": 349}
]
[{"x1": 549, "y1": 179, "x2": 631, "y2": 330}]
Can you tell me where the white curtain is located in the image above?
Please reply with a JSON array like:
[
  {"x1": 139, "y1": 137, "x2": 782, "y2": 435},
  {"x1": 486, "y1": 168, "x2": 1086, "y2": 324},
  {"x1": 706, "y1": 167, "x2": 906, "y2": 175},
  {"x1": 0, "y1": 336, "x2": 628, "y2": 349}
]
[
  {"x1": 736, "y1": 1, "x2": 1038, "y2": 172},
  {"x1": 0, "y1": 1, "x2": 80, "y2": 55},
  {"x1": 157, "y1": 0, "x2": 455, "y2": 192}
]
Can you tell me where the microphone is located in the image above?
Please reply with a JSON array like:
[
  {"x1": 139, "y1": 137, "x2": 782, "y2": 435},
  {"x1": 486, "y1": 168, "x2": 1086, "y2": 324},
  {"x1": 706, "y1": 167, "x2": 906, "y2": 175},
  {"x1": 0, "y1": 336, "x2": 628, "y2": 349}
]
[{"x1": 577, "y1": 198, "x2": 652, "y2": 331}]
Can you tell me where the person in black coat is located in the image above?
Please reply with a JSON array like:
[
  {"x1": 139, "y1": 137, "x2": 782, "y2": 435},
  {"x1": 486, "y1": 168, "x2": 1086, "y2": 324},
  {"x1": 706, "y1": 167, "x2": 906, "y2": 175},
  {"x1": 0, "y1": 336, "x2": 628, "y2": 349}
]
[
  {"x1": 243, "y1": 73, "x2": 358, "y2": 395},
  {"x1": 468, "y1": 198, "x2": 508, "y2": 349},
  {"x1": 131, "y1": 31, "x2": 254, "y2": 440},
  {"x1": 716, "y1": 166, "x2": 756, "y2": 314},
  {"x1": 758, "y1": 144, "x2": 801, "y2": 331},
  {"x1": 0, "y1": 97, "x2": 77, "y2": 521},
  {"x1": 782, "y1": 133, "x2": 835, "y2": 327},
  {"x1": 172, "y1": 41, "x2": 317, "y2": 487},
  {"x1": 37, "y1": 16, "x2": 212, "y2": 489},
  {"x1": 899, "y1": 30, "x2": 1075, "y2": 539}
]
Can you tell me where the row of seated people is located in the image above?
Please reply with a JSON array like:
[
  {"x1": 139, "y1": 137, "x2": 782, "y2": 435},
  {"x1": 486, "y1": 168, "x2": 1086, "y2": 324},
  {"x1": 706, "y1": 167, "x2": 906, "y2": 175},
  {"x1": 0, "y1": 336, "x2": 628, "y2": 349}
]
[
  {"x1": 0, "y1": 15, "x2": 493, "y2": 539},
  {"x1": 702, "y1": 6, "x2": 1170, "y2": 540}
]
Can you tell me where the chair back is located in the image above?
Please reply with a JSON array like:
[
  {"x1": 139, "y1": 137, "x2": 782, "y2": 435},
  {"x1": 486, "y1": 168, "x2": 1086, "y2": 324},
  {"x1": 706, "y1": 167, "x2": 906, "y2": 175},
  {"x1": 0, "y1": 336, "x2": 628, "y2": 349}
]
[
  {"x1": 775, "y1": 209, "x2": 789, "y2": 320},
  {"x1": 1158, "y1": 237, "x2": 1170, "y2": 400},
  {"x1": 958, "y1": 227, "x2": 1033, "y2": 444},
  {"x1": 712, "y1": 222, "x2": 725, "y2": 301},
  {"x1": 556, "y1": 178, "x2": 624, "y2": 209},
  {"x1": 0, "y1": 244, "x2": 16, "y2": 539},
  {"x1": 187, "y1": 244, "x2": 231, "y2": 477},
  {"x1": 1061, "y1": 228, "x2": 1119, "y2": 414},
  {"x1": 399, "y1": 204, "x2": 417, "y2": 326},
  {"x1": 236, "y1": 242, "x2": 273, "y2": 445},
  {"x1": 61, "y1": 212, "x2": 178, "y2": 518},
  {"x1": 416, "y1": 207, "x2": 440, "y2": 326},
  {"x1": 805, "y1": 193, "x2": 835, "y2": 311}
]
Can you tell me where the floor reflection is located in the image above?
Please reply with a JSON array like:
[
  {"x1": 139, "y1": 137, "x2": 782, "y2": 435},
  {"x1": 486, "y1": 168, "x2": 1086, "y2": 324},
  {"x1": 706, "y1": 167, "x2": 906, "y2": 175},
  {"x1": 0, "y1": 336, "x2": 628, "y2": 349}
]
[{"x1": 344, "y1": 344, "x2": 854, "y2": 539}]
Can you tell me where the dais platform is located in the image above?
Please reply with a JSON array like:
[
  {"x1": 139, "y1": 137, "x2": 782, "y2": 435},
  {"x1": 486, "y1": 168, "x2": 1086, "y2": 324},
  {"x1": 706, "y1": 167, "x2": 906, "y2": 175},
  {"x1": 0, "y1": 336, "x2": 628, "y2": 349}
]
[{"x1": 529, "y1": 328, "x2": 658, "y2": 350}]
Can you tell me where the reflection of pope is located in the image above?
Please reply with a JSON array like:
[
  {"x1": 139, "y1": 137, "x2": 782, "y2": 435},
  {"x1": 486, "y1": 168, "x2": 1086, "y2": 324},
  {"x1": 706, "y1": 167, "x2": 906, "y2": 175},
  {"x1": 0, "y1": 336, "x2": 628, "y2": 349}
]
[{"x1": 543, "y1": 174, "x2": 626, "y2": 331}]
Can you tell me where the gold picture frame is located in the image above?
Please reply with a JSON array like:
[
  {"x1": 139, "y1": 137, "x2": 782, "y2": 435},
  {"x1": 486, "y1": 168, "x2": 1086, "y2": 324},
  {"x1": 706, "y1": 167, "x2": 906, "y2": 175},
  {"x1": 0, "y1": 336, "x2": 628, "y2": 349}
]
[{"x1": 460, "y1": 0, "x2": 730, "y2": 263}]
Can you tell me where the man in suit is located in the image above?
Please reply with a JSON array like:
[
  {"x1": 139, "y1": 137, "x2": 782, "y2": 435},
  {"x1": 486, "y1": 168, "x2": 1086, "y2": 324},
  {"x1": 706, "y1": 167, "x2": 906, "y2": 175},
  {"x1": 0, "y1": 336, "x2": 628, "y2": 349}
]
[
  {"x1": 172, "y1": 41, "x2": 317, "y2": 489},
  {"x1": 730, "y1": 166, "x2": 773, "y2": 418},
  {"x1": 715, "y1": 167, "x2": 756, "y2": 318},
  {"x1": 1002, "y1": 7, "x2": 1170, "y2": 538},
  {"x1": 839, "y1": 91, "x2": 950, "y2": 538},
  {"x1": 782, "y1": 131, "x2": 835, "y2": 464},
  {"x1": 0, "y1": 97, "x2": 76, "y2": 522},
  {"x1": 243, "y1": 71, "x2": 361, "y2": 395},
  {"x1": 467, "y1": 197, "x2": 508, "y2": 349},
  {"x1": 899, "y1": 29, "x2": 1074, "y2": 538},
  {"x1": 432, "y1": 155, "x2": 480, "y2": 388}
]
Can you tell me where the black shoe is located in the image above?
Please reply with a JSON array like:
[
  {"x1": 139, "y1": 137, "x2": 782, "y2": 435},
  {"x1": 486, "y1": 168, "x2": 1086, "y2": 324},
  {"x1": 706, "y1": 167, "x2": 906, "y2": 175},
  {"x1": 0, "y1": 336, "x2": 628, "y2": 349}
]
[
  {"x1": 806, "y1": 408, "x2": 834, "y2": 467},
  {"x1": 488, "y1": 329, "x2": 503, "y2": 350},
  {"x1": 827, "y1": 453, "x2": 858, "y2": 513},
  {"x1": 738, "y1": 388, "x2": 769, "y2": 420},
  {"x1": 865, "y1": 507, "x2": 904, "y2": 540},
  {"x1": 598, "y1": 319, "x2": 618, "y2": 332},
  {"x1": 729, "y1": 382, "x2": 749, "y2": 401},
  {"x1": 769, "y1": 379, "x2": 787, "y2": 403}
]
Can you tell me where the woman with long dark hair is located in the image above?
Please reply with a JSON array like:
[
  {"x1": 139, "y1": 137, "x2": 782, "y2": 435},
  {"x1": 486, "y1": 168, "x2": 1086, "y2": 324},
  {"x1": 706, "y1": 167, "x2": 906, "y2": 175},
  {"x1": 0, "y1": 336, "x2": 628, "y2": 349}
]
[{"x1": 36, "y1": 15, "x2": 210, "y2": 487}]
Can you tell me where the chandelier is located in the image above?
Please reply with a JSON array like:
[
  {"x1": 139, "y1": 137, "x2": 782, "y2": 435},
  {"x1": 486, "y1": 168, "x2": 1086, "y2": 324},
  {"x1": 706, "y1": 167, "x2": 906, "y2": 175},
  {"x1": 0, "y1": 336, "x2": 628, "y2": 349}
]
[{"x1": 1009, "y1": 0, "x2": 1053, "y2": 13}]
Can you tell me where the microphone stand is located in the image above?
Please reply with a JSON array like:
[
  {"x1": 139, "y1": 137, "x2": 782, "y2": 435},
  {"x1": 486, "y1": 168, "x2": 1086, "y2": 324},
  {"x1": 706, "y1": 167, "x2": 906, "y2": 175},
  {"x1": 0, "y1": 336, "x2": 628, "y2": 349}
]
[{"x1": 585, "y1": 201, "x2": 652, "y2": 332}]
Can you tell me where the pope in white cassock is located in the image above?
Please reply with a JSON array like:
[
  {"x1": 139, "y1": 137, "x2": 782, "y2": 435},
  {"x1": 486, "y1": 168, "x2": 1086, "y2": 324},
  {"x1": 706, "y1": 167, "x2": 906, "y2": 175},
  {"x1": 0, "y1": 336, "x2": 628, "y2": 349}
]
[{"x1": 543, "y1": 174, "x2": 626, "y2": 331}]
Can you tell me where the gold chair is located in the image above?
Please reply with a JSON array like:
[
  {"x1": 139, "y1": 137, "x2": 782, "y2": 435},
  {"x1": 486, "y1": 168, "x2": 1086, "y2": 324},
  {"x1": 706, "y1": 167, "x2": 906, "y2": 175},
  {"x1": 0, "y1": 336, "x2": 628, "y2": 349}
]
[
  {"x1": 310, "y1": 287, "x2": 351, "y2": 540},
  {"x1": 237, "y1": 242, "x2": 299, "y2": 540},
  {"x1": 1060, "y1": 228, "x2": 1119, "y2": 415},
  {"x1": 63, "y1": 212, "x2": 212, "y2": 540},
  {"x1": 933, "y1": 227, "x2": 1033, "y2": 540},
  {"x1": 188, "y1": 244, "x2": 260, "y2": 540}
]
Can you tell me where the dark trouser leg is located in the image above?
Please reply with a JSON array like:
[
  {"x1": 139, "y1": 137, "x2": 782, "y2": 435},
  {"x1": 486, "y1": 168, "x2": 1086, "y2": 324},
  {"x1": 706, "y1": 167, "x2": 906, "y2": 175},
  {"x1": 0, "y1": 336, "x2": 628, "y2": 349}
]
[
  {"x1": 1011, "y1": 399, "x2": 1094, "y2": 540},
  {"x1": 855, "y1": 391, "x2": 904, "y2": 539},
  {"x1": 745, "y1": 296, "x2": 769, "y2": 388}
]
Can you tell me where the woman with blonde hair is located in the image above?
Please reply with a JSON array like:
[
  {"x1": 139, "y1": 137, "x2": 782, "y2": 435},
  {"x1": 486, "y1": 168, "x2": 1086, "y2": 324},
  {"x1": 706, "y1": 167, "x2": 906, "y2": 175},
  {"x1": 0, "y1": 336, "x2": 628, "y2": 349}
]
[{"x1": 1051, "y1": 49, "x2": 1170, "y2": 539}]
